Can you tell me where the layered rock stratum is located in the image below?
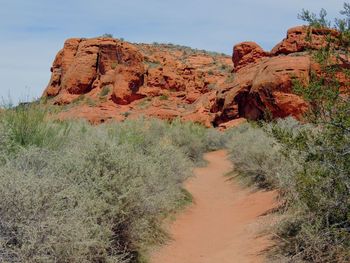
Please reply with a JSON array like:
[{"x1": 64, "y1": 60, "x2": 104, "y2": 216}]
[{"x1": 43, "y1": 26, "x2": 349, "y2": 127}]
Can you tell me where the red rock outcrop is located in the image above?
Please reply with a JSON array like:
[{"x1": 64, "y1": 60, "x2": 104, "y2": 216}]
[
  {"x1": 213, "y1": 46, "x2": 311, "y2": 124},
  {"x1": 43, "y1": 26, "x2": 349, "y2": 128},
  {"x1": 211, "y1": 25, "x2": 348, "y2": 125},
  {"x1": 271, "y1": 26, "x2": 340, "y2": 55},
  {"x1": 45, "y1": 38, "x2": 146, "y2": 105},
  {"x1": 44, "y1": 39, "x2": 232, "y2": 126},
  {"x1": 233, "y1": 42, "x2": 269, "y2": 72}
]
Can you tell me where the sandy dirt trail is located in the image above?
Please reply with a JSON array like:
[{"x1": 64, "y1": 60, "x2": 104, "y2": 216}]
[{"x1": 150, "y1": 150, "x2": 277, "y2": 263}]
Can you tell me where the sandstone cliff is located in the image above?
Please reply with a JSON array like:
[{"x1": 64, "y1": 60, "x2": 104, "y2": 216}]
[
  {"x1": 43, "y1": 38, "x2": 232, "y2": 126},
  {"x1": 43, "y1": 26, "x2": 348, "y2": 127}
]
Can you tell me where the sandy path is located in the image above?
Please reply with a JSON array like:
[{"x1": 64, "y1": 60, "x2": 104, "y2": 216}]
[{"x1": 150, "y1": 150, "x2": 276, "y2": 263}]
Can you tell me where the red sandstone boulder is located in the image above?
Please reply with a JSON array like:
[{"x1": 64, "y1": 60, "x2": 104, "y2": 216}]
[
  {"x1": 218, "y1": 118, "x2": 247, "y2": 130},
  {"x1": 271, "y1": 26, "x2": 340, "y2": 55},
  {"x1": 233, "y1": 42, "x2": 269, "y2": 72},
  {"x1": 43, "y1": 38, "x2": 146, "y2": 104},
  {"x1": 210, "y1": 26, "x2": 342, "y2": 125},
  {"x1": 213, "y1": 55, "x2": 311, "y2": 124},
  {"x1": 182, "y1": 91, "x2": 217, "y2": 127}
]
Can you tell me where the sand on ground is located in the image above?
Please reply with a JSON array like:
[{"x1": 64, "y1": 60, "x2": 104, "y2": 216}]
[{"x1": 150, "y1": 150, "x2": 277, "y2": 263}]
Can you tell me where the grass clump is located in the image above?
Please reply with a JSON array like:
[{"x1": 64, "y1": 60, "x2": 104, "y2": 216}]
[
  {"x1": 0, "y1": 105, "x2": 69, "y2": 153},
  {"x1": 159, "y1": 94, "x2": 168, "y2": 101},
  {"x1": 144, "y1": 60, "x2": 161, "y2": 69},
  {"x1": 100, "y1": 86, "x2": 111, "y2": 97}
]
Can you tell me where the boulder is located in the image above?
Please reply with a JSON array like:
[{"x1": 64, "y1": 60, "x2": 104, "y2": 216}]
[
  {"x1": 233, "y1": 42, "x2": 269, "y2": 72},
  {"x1": 43, "y1": 38, "x2": 146, "y2": 104},
  {"x1": 214, "y1": 55, "x2": 311, "y2": 124},
  {"x1": 271, "y1": 26, "x2": 340, "y2": 55}
]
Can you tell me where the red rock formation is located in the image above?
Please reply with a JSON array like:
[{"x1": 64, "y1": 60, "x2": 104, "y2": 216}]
[
  {"x1": 233, "y1": 42, "x2": 269, "y2": 72},
  {"x1": 43, "y1": 26, "x2": 348, "y2": 128},
  {"x1": 218, "y1": 118, "x2": 247, "y2": 131},
  {"x1": 211, "y1": 26, "x2": 345, "y2": 125},
  {"x1": 44, "y1": 38, "x2": 146, "y2": 105},
  {"x1": 213, "y1": 54, "x2": 310, "y2": 124},
  {"x1": 43, "y1": 40, "x2": 232, "y2": 126},
  {"x1": 271, "y1": 26, "x2": 340, "y2": 55}
]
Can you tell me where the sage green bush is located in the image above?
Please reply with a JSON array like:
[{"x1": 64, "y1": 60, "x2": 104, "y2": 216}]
[
  {"x1": 225, "y1": 119, "x2": 304, "y2": 190},
  {"x1": 226, "y1": 115, "x2": 350, "y2": 262},
  {"x1": 224, "y1": 5, "x2": 350, "y2": 256},
  {"x1": 0, "y1": 107, "x2": 223, "y2": 263}
]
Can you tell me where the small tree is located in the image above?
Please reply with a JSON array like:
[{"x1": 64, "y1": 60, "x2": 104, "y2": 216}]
[
  {"x1": 101, "y1": 33, "x2": 113, "y2": 38},
  {"x1": 298, "y1": 8, "x2": 331, "y2": 28}
]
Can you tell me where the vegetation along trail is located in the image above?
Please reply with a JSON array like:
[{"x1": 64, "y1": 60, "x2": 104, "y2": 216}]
[{"x1": 151, "y1": 150, "x2": 277, "y2": 263}]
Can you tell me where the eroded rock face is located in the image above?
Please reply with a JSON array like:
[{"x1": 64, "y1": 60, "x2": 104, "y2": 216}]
[
  {"x1": 44, "y1": 38, "x2": 146, "y2": 105},
  {"x1": 43, "y1": 26, "x2": 347, "y2": 127},
  {"x1": 44, "y1": 39, "x2": 232, "y2": 126},
  {"x1": 213, "y1": 53, "x2": 311, "y2": 125},
  {"x1": 271, "y1": 26, "x2": 340, "y2": 55},
  {"x1": 233, "y1": 42, "x2": 269, "y2": 72},
  {"x1": 210, "y1": 25, "x2": 346, "y2": 125}
]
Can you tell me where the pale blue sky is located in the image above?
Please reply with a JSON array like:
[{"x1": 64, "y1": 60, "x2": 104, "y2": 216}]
[{"x1": 0, "y1": 0, "x2": 343, "y2": 103}]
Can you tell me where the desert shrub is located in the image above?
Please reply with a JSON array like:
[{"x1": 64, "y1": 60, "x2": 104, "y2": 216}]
[
  {"x1": 204, "y1": 128, "x2": 227, "y2": 151},
  {"x1": 225, "y1": 73, "x2": 350, "y2": 262},
  {"x1": 107, "y1": 118, "x2": 225, "y2": 164},
  {"x1": 159, "y1": 94, "x2": 168, "y2": 100},
  {"x1": 226, "y1": 122, "x2": 288, "y2": 189},
  {"x1": 207, "y1": 70, "x2": 214, "y2": 75},
  {"x1": 267, "y1": 6, "x2": 350, "y2": 261},
  {"x1": 0, "y1": 115, "x2": 11, "y2": 164},
  {"x1": 0, "y1": 123, "x2": 192, "y2": 262},
  {"x1": 86, "y1": 98, "x2": 97, "y2": 107},
  {"x1": 100, "y1": 86, "x2": 111, "y2": 97},
  {"x1": 72, "y1": 95, "x2": 85, "y2": 104},
  {"x1": 226, "y1": 114, "x2": 350, "y2": 261},
  {"x1": 0, "y1": 107, "x2": 224, "y2": 262},
  {"x1": 111, "y1": 62, "x2": 118, "y2": 69},
  {"x1": 144, "y1": 60, "x2": 161, "y2": 69},
  {"x1": 268, "y1": 112, "x2": 350, "y2": 262},
  {"x1": 164, "y1": 119, "x2": 223, "y2": 164},
  {"x1": 225, "y1": 5, "x2": 350, "y2": 261},
  {"x1": 101, "y1": 33, "x2": 113, "y2": 38},
  {"x1": 298, "y1": 8, "x2": 331, "y2": 28},
  {"x1": 299, "y1": 2, "x2": 350, "y2": 49}
]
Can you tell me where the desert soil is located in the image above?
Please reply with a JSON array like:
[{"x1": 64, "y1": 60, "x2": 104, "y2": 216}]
[{"x1": 150, "y1": 150, "x2": 277, "y2": 263}]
